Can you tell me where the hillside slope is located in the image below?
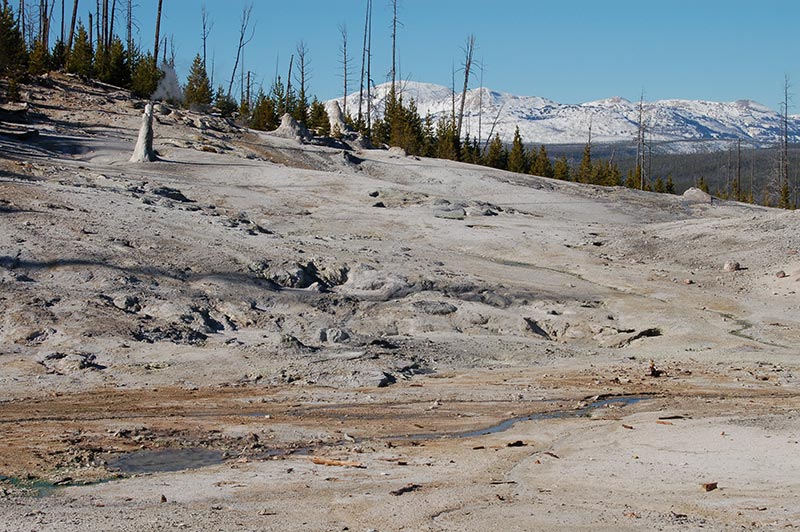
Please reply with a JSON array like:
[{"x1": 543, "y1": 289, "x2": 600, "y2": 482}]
[{"x1": 1, "y1": 74, "x2": 799, "y2": 532}]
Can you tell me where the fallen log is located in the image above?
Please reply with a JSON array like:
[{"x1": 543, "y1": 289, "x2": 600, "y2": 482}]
[{"x1": 310, "y1": 457, "x2": 365, "y2": 469}]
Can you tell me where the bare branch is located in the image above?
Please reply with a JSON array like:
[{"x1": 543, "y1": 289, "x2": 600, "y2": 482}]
[{"x1": 227, "y1": 2, "x2": 255, "y2": 99}]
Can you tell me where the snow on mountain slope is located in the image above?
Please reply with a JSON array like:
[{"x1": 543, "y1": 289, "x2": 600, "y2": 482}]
[{"x1": 331, "y1": 81, "x2": 800, "y2": 153}]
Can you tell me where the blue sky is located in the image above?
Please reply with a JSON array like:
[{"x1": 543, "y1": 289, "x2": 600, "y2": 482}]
[{"x1": 61, "y1": 0, "x2": 798, "y2": 109}]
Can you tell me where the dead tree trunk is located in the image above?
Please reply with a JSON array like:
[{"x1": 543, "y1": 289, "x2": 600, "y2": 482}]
[
  {"x1": 357, "y1": 0, "x2": 370, "y2": 126},
  {"x1": 38, "y1": 0, "x2": 47, "y2": 48},
  {"x1": 67, "y1": 0, "x2": 78, "y2": 56},
  {"x1": 125, "y1": 0, "x2": 131, "y2": 56},
  {"x1": 477, "y1": 61, "x2": 484, "y2": 147},
  {"x1": 456, "y1": 34, "x2": 475, "y2": 141},
  {"x1": 294, "y1": 40, "x2": 310, "y2": 122},
  {"x1": 227, "y1": 2, "x2": 254, "y2": 99},
  {"x1": 130, "y1": 103, "x2": 157, "y2": 162},
  {"x1": 390, "y1": 0, "x2": 397, "y2": 94},
  {"x1": 108, "y1": 0, "x2": 116, "y2": 47},
  {"x1": 285, "y1": 54, "x2": 294, "y2": 111},
  {"x1": 153, "y1": 0, "x2": 163, "y2": 65},
  {"x1": 778, "y1": 75, "x2": 791, "y2": 208},
  {"x1": 94, "y1": 0, "x2": 99, "y2": 48},
  {"x1": 19, "y1": 1, "x2": 25, "y2": 46},
  {"x1": 636, "y1": 91, "x2": 646, "y2": 190},
  {"x1": 365, "y1": 0, "x2": 372, "y2": 133},
  {"x1": 201, "y1": 3, "x2": 212, "y2": 71},
  {"x1": 100, "y1": 0, "x2": 107, "y2": 48},
  {"x1": 338, "y1": 23, "x2": 348, "y2": 117}
]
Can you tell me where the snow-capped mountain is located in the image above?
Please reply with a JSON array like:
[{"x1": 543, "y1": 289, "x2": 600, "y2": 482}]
[{"x1": 331, "y1": 81, "x2": 800, "y2": 153}]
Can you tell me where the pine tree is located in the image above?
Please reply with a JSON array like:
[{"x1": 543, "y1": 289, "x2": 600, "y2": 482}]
[
  {"x1": 307, "y1": 97, "x2": 330, "y2": 136},
  {"x1": 484, "y1": 134, "x2": 507, "y2": 169},
  {"x1": 653, "y1": 176, "x2": 666, "y2": 193},
  {"x1": 214, "y1": 86, "x2": 238, "y2": 117},
  {"x1": 553, "y1": 155, "x2": 570, "y2": 181},
  {"x1": 778, "y1": 181, "x2": 791, "y2": 209},
  {"x1": 605, "y1": 161, "x2": 622, "y2": 186},
  {"x1": 665, "y1": 175, "x2": 676, "y2": 194},
  {"x1": 392, "y1": 98, "x2": 424, "y2": 156},
  {"x1": 0, "y1": 0, "x2": 27, "y2": 78},
  {"x1": 625, "y1": 165, "x2": 642, "y2": 189},
  {"x1": 249, "y1": 88, "x2": 278, "y2": 130},
  {"x1": 577, "y1": 142, "x2": 593, "y2": 183},
  {"x1": 28, "y1": 39, "x2": 51, "y2": 75},
  {"x1": 269, "y1": 76, "x2": 286, "y2": 115},
  {"x1": 67, "y1": 22, "x2": 94, "y2": 78},
  {"x1": 51, "y1": 39, "x2": 67, "y2": 70},
  {"x1": 97, "y1": 37, "x2": 130, "y2": 87},
  {"x1": 507, "y1": 126, "x2": 527, "y2": 173},
  {"x1": 421, "y1": 113, "x2": 436, "y2": 158},
  {"x1": 531, "y1": 145, "x2": 554, "y2": 178},
  {"x1": 591, "y1": 160, "x2": 608, "y2": 185},
  {"x1": 697, "y1": 176, "x2": 709, "y2": 194},
  {"x1": 435, "y1": 116, "x2": 458, "y2": 161},
  {"x1": 184, "y1": 53, "x2": 212, "y2": 110},
  {"x1": 130, "y1": 51, "x2": 159, "y2": 98}
]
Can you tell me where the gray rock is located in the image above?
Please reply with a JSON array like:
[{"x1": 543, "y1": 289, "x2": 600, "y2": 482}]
[
  {"x1": 320, "y1": 328, "x2": 350, "y2": 343},
  {"x1": 113, "y1": 295, "x2": 141, "y2": 313},
  {"x1": 412, "y1": 300, "x2": 458, "y2": 316},
  {"x1": 433, "y1": 207, "x2": 466, "y2": 220},
  {"x1": 723, "y1": 261, "x2": 741, "y2": 272}
]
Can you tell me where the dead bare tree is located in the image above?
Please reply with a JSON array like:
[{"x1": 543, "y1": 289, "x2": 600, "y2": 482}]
[
  {"x1": 153, "y1": 0, "x2": 163, "y2": 65},
  {"x1": 477, "y1": 60, "x2": 484, "y2": 147},
  {"x1": 227, "y1": 2, "x2": 254, "y2": 99},
  {"x1": 125, "y1": 0, "x2": 131, "y2": 56},
  {"x1": 67, "y1": 0, "x2": 78, "y2": 56},
  {"x1": 100, "y1": 0, "x2": 106, "y2": 48},
  {"x1": 285, "y1": 54, "x2": 293, "y2": 111},
  {"x1": 108, "y1": 0, "x2": 116, "y2": 47},
  {"x1": 456, "y1": 34, "x2": 475, "y2": 141},
  {"x1": 390, "y1": 0, "x2": 399, "y2": 94},
  {"x1": 365, "y1": 0, "x2": 372, "y2": 132},
  {"x1": 36, "y1": 0, "x2": 54, "y2": 49},
  {"x1": 636, "y1": 90, "x2": 646, "y2": 190},
  {"x1": 18, "y1": 1, "x2": 25, "y2": 45},
  {"x1": 778, "y1": 75, "x2": 791, "y2": 208},
  {"x1": 201, "y1": 3, "x2": 213, "y2": 71},
  {"x1": 94, "y1": 0, "x2": 99, "y2": 48},
  {"x1": 357, "y1": 0, "x2": 370, "y2": 126},
  {"x1": 60, "y1": 0, "x2": 64, "y2": 41},
  {"x1": 338, "y1": 23, "x2": 350, "y2": 117},
  {"x1": 295, "y1": 40, "x2": 310, "y2": 116},
  {"x1": 482, "y1": 102, "x2": 505, "y2": 155}
]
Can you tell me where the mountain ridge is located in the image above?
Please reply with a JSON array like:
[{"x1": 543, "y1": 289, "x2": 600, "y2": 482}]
[{"x1": 330, "y1": 81, "x2": 800, "y2": 153}]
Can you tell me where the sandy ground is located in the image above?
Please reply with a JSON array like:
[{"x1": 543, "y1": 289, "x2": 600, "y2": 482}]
[{"x1": 0, "y1": 74, "x2": 798, "y2": 531}]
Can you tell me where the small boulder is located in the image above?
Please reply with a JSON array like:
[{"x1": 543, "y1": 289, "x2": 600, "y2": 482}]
[
  {"x1": 776, "y1": 270, "x2": 787, "y2": 279},
  {"x1": 723, "y1": 261, "x2": 741, "y2": 272},
  {"x1": 412, "y1": 300, "x2": 458, "y2": 316},
  {"x1": 320, "y1": 328, "x2": 350, "y2": 344}
]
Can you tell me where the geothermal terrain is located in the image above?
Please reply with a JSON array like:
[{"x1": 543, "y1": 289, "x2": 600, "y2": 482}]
[{"x1": 0, "y1": 74, "x2": 798, "y2": 531}]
